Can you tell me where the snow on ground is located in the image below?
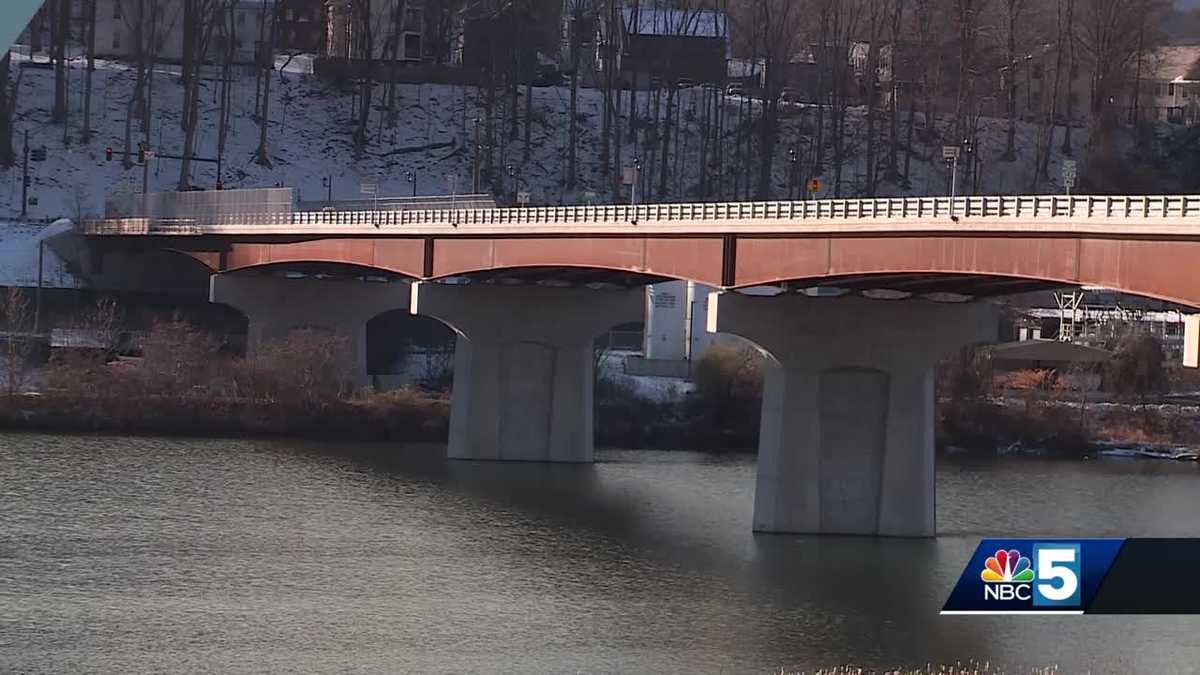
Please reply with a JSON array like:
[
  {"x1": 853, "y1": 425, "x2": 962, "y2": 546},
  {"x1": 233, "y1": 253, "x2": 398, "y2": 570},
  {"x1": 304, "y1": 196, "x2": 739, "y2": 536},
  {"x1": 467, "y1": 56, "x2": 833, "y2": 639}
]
[
  {"x1": 0, "y1": 55, "x2": 1084, "y2": 221},
  {"x1": 0, "y1": 220, "x2": 82, "y2": 288}
]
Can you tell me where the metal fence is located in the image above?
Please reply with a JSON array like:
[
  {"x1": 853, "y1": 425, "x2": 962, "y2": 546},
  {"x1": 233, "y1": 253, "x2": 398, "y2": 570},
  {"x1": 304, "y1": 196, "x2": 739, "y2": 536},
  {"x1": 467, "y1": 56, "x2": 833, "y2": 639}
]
[{"x1": 83, "y1": 194, "x2": 1200, "y2": 234}]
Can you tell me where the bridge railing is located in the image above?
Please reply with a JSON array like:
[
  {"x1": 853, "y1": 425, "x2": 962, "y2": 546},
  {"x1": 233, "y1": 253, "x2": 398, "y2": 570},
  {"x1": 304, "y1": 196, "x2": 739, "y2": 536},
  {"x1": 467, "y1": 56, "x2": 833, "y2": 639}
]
[{"x1": 83, "y1": 194, "x2": 1200, "y2": 234}]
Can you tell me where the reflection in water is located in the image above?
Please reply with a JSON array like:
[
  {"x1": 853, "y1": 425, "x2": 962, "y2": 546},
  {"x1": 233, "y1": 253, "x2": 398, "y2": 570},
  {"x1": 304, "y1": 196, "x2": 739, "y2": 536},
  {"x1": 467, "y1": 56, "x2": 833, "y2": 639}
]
[{"x1": 2, "y1": 434, "x2": 1199, "y2": 674}]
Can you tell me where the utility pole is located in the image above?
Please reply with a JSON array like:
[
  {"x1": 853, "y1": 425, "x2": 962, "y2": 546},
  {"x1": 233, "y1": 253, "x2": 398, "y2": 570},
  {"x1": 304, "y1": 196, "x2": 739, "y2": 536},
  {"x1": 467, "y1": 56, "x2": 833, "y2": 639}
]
[
  {"x1": 472, "y1": 118, "x2": 481, "y2": 193},
  {"x1": 21, "y1": 129, "x2": 30, "y2": 218},
  {"x1": 141, "y1": 143, "x2": 150, "y2": 194},
  {"x1": 788, "y1": 148, "x2": 797, "y2": 200},
  {"x1": 35, "y1": 239, "x2": 43, "y2": 333},
  {"x1": 630, "y1": 158, "x2": 641, "y2": 206}
]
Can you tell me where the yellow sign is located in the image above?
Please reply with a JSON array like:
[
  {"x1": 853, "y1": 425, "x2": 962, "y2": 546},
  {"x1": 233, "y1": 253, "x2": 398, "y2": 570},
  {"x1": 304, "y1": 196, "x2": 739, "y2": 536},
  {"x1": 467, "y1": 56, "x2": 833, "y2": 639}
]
[{"x1": 807, "y1": 178, "x2": 823, "y2": 194}]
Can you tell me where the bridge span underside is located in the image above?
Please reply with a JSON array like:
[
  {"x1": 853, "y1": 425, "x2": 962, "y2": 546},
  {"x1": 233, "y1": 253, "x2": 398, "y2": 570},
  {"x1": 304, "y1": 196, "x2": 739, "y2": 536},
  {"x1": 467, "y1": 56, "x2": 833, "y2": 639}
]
[{"x1": 161, "y1": 231, "x2": 1200, "y2": 307}]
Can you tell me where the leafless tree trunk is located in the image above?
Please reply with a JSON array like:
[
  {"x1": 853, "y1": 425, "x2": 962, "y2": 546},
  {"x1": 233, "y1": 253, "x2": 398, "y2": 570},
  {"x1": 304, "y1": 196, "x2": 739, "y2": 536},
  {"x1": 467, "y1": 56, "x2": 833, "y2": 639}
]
[
  {"x1": 81, "y1": 0, "x2": 97, "y2": 142},
  {"x1": 122, "y1": 0, "x2": 148, "y2": 170},
  {"x1": 51, "y1": 0, "x2": 69, "y2": 124},
  {"x1": 179, "y1": 0, "x2": 221, "y2": 189},
  {"x1": 1003, "y1": 0, "x2": 1027, "y2": 160},
  {"x1": 256, "y1": 0, "x2": 278, "y2": 167},
  {"x1": 0, "y1": 53, "x2": 13, "y2": 166}
]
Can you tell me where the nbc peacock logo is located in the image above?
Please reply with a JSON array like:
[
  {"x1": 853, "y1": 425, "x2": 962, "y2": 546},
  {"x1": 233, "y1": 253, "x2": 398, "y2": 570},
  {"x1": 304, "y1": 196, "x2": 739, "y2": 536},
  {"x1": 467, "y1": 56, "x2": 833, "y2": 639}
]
[
  {"x1": 980, "y1": 548, "x2": 1035, "y2": 601},
  {"x1": 981, "y1": 549, "x2": 1035, "y2": 582}
]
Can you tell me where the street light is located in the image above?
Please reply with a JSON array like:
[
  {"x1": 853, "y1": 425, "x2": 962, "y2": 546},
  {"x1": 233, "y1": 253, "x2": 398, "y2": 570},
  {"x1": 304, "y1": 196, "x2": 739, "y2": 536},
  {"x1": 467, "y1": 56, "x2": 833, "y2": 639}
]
[
  {"x1": 788, "y1": 148, "x2": 798, "y2": 200},
  {"x1": 405, "y1": 170, "x2": 416, "y2": 197}
]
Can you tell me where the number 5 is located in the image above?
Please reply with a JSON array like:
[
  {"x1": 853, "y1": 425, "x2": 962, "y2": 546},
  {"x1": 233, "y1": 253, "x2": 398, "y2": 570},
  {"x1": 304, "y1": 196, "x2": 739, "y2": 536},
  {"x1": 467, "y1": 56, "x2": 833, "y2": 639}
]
[{"x1": 1035, "y1": 545, "x2": 1081, "y2": 606}]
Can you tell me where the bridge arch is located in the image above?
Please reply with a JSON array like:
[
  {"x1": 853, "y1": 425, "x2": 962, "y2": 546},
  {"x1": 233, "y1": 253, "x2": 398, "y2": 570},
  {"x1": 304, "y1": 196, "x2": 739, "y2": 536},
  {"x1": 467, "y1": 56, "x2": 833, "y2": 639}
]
[{"x1": 728, "y1": 235, "x2": 1200, "y2": 309}]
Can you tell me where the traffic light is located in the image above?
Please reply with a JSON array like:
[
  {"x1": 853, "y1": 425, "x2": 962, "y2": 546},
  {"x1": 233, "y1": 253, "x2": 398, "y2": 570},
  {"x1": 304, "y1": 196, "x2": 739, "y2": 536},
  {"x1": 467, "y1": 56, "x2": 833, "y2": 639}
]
[
  {"x1": 106, "y1": 147, "x2": 113, "y2": 161},
  {"x1": 137, "y1": 143, "x2": 146, "y2": 164}
]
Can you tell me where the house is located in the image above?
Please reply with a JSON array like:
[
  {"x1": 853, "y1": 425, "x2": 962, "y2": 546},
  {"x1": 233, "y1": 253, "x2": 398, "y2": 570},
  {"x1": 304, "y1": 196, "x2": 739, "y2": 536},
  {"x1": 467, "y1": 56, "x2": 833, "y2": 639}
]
[
  {"x1": 599, "y1": 5, "x2": 728, "y2": 89},
  {"x1": 1003, "y1": 42, "x2": 1093, "y2": 126},
  {"x1": 276, "y1": 0, "x2": 326, "y2": 53},
  {"x1": 92, "y1": 0, "x2": 274, "y2": 65},
  {"x1": 325, "y1": 0, "x2": 426, "y2": 62},
  {"x1": 1136, "y1": 44, "x2": 1200, "y2": 125}
]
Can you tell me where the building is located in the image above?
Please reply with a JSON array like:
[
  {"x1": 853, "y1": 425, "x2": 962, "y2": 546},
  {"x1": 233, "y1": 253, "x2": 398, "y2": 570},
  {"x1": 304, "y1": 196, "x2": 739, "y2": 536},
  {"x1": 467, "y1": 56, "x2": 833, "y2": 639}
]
[
  {"x1": 93, "y1": 0, "x2": 273, "y2": 65},
  {"x1": 325, "y1": 0, "x2": 426, "y2": 62},
  {"x1": 598, "y1": 5, "x2": 728, "y2": 89},
  {"x1": 1135, "y1": 44, "x2": 1200, "y2": 125},
  {"x1": 276, "y1": 0, "x2": 326, "y2": 53},
  {"x1": 1003, "y1": 43, "x2": 1093, "y2": 126}
]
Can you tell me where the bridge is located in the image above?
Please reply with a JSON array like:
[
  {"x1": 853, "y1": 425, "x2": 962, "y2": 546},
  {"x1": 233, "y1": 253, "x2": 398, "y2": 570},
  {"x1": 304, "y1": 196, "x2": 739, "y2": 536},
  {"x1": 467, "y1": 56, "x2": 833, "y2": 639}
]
[{"x1": 82, "y1": 194, "x2": 1200, "y2": 538}]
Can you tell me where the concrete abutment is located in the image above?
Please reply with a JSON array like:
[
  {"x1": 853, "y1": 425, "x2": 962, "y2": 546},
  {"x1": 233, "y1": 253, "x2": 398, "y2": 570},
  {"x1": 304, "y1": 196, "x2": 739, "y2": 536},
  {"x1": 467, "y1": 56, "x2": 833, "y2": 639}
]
[
  {"x1": 412, "y1": 283, "x2": 643, "y2": 463},
  {"x1": 210, "y1": 273, "x2": 411, "y2": 389},
  {"x1": 708, "y1": 293, "x2": 999, "y2": 537}
]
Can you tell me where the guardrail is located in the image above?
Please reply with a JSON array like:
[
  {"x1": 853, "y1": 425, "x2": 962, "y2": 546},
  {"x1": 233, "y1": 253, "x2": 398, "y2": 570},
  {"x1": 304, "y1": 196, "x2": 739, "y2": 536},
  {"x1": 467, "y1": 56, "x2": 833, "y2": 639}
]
[{"x1": 82, "y1": 194, "x2": 1200, "y2": 234}]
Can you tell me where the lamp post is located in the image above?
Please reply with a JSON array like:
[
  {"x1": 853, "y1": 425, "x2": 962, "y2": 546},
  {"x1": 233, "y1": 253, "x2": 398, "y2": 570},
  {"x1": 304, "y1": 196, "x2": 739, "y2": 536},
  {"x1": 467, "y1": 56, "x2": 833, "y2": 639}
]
[
  {"x1": 472, "y1": 118, "x2": 481, "y2": 193},
  {"x1": 630, "y1": 157, "x2": 641, "y2": 206},
  {"x1": 788, "y1": 147, "x2": 798, "y2": 200}
]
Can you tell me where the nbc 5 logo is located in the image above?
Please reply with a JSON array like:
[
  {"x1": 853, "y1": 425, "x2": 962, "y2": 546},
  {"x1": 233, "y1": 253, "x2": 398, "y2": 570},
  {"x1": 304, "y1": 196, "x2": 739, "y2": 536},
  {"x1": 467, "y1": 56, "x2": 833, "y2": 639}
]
[
  {"x1": 1032, "y1": 543, "x2": 1081, "y2": 607},
  {"x1": 980, "y1": 544, "x2": 1081, "y2": 606}
]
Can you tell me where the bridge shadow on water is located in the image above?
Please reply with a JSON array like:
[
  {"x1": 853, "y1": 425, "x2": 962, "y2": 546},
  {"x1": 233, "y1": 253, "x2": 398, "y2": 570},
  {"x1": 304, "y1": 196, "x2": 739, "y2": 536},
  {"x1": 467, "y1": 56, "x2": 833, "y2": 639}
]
[{"x1": 271, "y1": 438, "x2": 998, "y2": 669}]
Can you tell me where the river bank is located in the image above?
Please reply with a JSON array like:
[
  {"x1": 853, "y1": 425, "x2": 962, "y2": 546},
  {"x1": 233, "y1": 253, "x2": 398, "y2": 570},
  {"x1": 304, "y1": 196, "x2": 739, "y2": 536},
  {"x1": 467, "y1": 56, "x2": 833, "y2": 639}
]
[{"x1": 4, "y1": 316, "x2": 1200, "y2": 457}]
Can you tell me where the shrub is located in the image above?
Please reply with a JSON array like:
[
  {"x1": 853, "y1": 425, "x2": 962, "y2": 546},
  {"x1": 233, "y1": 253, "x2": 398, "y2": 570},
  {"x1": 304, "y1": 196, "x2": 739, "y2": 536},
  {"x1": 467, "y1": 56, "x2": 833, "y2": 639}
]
[
  {"x1": 688, "y1": 342, "x2": 767, "y2": 450},
  {"x1": 1107, "y1": 331, "x2": 1167, "y2": 406}
]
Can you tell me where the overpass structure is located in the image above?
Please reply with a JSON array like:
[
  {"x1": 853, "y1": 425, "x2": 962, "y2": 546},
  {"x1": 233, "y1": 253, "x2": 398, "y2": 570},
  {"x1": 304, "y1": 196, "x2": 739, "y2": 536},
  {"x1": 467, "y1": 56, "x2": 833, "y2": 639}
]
[{"x1": 83, "y1": 194, "x2": 1200, "y2": 538}]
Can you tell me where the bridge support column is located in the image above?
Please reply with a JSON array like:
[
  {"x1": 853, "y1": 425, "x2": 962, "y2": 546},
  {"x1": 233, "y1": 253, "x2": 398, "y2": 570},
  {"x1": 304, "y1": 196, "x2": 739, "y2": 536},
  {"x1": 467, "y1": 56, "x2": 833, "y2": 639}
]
[
  {"x1": 413, "y1": 283, "x2": 643, "y2": 462},
  {"x1": 210, "y1": 274, "x2": 410, "y2": 389},
  {"x1": 709, "y1": 294, "x2": 998, "y2": 537}
]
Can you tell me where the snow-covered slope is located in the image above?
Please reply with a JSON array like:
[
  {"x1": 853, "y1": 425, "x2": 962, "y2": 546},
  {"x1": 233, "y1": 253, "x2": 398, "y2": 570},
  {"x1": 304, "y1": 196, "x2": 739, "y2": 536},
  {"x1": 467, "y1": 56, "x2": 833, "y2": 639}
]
[{"x1": 1, "y1": 54, "x2": 1081, "y2": 221}]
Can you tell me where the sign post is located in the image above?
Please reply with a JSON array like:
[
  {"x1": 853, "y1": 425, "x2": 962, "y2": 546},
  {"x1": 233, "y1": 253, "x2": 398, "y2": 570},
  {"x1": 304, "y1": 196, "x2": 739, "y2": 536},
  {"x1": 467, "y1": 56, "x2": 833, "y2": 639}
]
[
  {"x1": 1062, "y1": 160, "x2": 1078, "y2": 196},
  {"x1": 360, "y1": 181, "x2": 379, "y2": 224},
  {"x1": 806, "y1": 178, "x2": 823, "y2": 201},
  {"x1": 943, "y1": 145, "x2": 962, "y2": 219}
]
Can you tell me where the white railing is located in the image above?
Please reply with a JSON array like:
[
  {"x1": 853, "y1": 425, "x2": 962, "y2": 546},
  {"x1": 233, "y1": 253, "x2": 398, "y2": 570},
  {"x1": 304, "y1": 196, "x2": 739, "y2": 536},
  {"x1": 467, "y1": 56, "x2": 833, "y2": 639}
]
[{"x1": 82, "y1": 194, "x2": 1200, "y2": 234}]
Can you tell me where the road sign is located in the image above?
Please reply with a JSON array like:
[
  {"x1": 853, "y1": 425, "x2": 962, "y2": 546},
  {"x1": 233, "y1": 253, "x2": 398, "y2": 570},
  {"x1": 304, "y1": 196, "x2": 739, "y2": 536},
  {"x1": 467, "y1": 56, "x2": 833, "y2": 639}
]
[
  {"x1": 807, "y1": 178, "x2": 823, "y2": 194},
  {"x1": 360, "y1": 182, "x2": 378, "y2": 195},
  {"x1": 517, "y1": 191, "x2": 531, "y2": 206},
  {"x1": 622, "y1": 166, "x2": 637, "y2": 185},
  {"x1": 942, "y1": 145, "x2": 961, "y2": 161},
  {"x1": 1062, "y1": 160, "x2": 1077, "y2": 184}
]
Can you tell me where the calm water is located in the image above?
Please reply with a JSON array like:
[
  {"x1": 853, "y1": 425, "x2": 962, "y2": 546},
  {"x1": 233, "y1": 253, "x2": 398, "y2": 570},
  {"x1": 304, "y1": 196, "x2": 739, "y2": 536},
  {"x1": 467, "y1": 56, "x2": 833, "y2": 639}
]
[{"x1": 3, "y1": 433, "x2": 1200, "y2": 674}]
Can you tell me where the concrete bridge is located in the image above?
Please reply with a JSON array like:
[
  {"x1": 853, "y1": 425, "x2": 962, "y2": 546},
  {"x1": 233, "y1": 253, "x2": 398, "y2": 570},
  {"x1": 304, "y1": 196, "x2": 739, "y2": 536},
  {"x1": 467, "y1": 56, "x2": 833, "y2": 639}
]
[{"x1": 82, "y1": 194, "x2": 1200, "y2": 538}]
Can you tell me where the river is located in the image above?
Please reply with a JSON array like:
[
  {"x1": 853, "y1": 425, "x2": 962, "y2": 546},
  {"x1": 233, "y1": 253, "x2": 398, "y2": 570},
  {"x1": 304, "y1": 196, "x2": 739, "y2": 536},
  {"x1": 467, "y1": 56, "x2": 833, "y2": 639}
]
[{"x1": 2, "y1": 433, "x2": 1199, "y2": 674}]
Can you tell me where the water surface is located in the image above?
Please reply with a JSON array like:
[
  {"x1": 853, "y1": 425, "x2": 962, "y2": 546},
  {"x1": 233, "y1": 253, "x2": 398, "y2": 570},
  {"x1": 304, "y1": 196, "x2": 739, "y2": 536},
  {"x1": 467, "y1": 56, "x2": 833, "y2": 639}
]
[{"x1": 2, "y1": 433, "x2": 1199, "y2": 673}]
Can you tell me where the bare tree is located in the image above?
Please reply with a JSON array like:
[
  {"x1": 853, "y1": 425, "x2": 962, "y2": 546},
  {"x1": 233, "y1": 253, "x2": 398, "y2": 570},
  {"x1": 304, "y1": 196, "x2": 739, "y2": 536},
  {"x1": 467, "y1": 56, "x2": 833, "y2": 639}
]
[
  {"x1": 1001, "y1": 0, "x2": 1028, "y2": 160},
  {"x1": 740, "y1": 0, "x2": 806, "y2": 198},
  {"x1": 179, "y1": 0, "x2": 224, "y2": 189},
  {"x1": 81, "y1": 0, "x2": 98, "y2": 142},
  {"x1": 50, "y1": 0, "x2": 70, "y2": 124},
  {"x1": 0, "y1": 52, "x2": 13, "y2": 166},
  {"x1": 1, "y1": 288, "x2": 35, "y2": 399},
  {"x1": 255, "y1": 0, "x2": 279, "y2": 167},
  {"x1": 1075, "y1": 0, "x2": 1167, "y2": 186}
]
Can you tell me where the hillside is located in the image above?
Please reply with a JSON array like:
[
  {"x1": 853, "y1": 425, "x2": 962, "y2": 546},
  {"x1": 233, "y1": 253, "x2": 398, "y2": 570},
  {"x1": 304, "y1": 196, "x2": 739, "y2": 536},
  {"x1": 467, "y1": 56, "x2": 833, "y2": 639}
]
[{"x1": 1, "y1": 52, "x2": 1086, "y2": 221}]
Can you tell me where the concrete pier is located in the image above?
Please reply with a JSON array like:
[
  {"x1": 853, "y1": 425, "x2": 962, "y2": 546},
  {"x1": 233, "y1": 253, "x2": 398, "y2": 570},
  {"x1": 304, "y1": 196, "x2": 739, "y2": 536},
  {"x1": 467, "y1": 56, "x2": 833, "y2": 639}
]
[
  {"x1": 709, "y1": 293, "x2": 998, "y2": 537},
  {"x1": 413, "y1": 283, "x2": 642, "y2": 463},
  {"x1": 210, "y1": 273, "x2": 410, "y2": 388}
]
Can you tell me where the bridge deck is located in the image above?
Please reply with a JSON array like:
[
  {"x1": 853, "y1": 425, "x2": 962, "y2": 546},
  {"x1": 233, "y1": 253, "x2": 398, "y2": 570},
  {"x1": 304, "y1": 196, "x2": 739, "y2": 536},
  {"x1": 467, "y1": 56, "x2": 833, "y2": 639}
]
[{"x1": 83, "y1": 195, "x2": 1200, "y2": 238}]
